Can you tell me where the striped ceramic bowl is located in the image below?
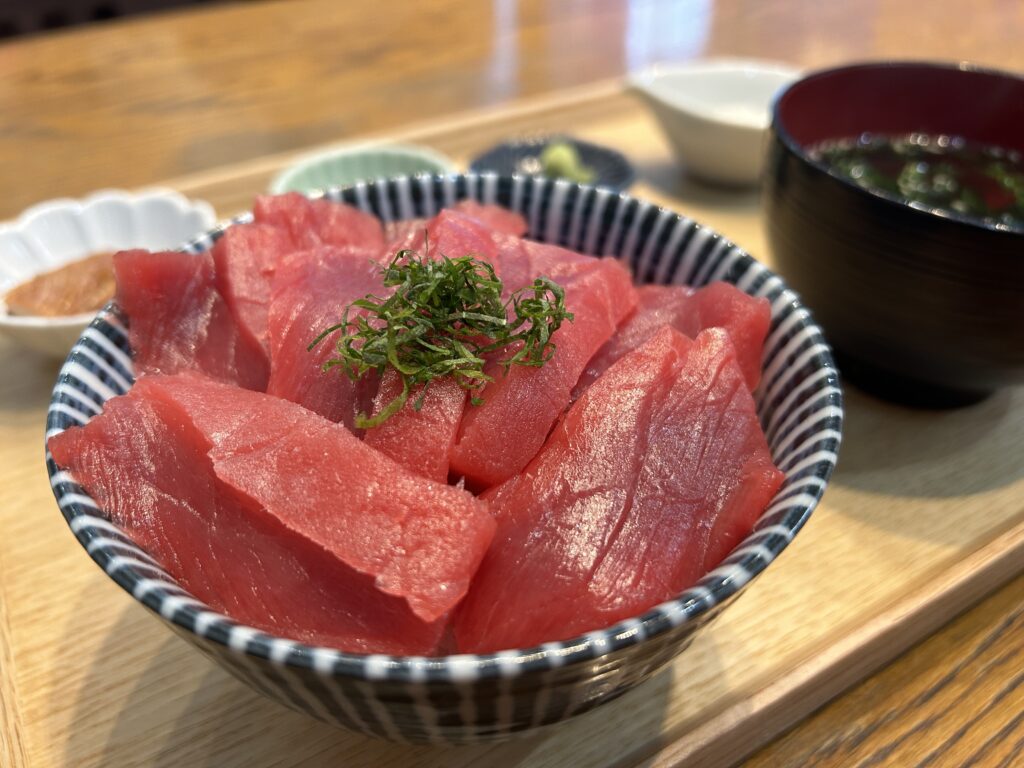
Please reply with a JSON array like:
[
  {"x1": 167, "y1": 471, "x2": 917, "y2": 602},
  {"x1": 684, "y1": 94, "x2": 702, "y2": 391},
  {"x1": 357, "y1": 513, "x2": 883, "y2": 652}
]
[{"x1": 46, "y1": 174, "x2": 842, "y2": 744}]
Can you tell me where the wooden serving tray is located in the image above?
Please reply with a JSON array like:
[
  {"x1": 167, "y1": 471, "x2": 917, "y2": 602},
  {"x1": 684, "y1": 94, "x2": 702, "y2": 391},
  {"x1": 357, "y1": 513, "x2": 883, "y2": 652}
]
[{"x1": 2, "y1": 82, "x2": 1022, "y2": 768}]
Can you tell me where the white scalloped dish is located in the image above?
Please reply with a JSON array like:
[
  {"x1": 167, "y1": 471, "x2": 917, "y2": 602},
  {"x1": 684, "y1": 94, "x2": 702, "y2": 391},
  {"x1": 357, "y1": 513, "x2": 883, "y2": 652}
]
[{"x1": 0, "y1": 189, "x2": 217, "y2": 358}]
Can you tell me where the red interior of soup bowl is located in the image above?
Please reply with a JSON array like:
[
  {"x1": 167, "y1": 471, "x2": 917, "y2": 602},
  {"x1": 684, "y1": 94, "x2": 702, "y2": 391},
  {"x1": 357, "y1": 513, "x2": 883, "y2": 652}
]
[{"x1": 775, "y1": 61, "x2": 1024, "y2": 152}]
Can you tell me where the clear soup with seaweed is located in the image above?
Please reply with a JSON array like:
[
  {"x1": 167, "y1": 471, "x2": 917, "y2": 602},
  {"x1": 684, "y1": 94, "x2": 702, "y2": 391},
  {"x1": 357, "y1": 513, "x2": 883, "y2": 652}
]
[{"x1": 810, "y1": 133, "x2": 1024, "y2": 231}]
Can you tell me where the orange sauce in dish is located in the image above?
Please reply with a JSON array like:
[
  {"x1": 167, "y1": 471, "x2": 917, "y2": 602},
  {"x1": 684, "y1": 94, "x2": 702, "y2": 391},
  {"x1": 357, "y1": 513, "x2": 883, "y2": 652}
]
[{"x1": 4, "y1": 252, "x2": 116, "y2": 317}]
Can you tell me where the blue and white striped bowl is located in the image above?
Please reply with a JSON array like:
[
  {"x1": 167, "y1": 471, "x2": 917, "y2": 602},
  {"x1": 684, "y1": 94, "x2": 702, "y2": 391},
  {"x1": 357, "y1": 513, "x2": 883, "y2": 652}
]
[{"x1": 46, "y1": 174, "x2": 842, "y2": 744}]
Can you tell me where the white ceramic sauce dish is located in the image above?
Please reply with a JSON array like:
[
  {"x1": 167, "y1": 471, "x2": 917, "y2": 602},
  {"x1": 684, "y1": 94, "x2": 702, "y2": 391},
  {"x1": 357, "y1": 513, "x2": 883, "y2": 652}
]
[
  {"x1": 0, "y1": 189, "x2": 216, "y2": 358},
  {"x1": 629, "y1": 59, "x2": 800, "y2": 186}
]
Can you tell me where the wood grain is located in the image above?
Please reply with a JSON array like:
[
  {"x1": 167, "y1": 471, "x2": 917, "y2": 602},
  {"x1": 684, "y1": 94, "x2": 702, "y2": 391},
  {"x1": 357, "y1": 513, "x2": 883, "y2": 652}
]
[
  {"x1": 0, "y1": 563, "x2": 29, "y2": 768},
  {"x1": 3, "y1": 0, "x2": 1024, "y2": 220},
  {"x1": 643, "y1": 519, "x2": 1024, "y2": 768},
  {"x1": 0, "y1": 81, "x2": 1022, "y2": 768},
  {"x1": 746, "y1": 573, "x2": 1024, "y2": 768}
]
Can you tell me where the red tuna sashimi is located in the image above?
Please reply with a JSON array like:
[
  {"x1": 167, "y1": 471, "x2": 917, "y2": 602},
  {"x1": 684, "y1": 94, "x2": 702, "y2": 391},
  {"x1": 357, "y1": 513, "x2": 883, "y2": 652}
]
[
  {"x1": 382, "y1": 210, "x2": 502, "y2": 271},
  {"x1": 366, "y1": 212, "x2": 537, "y2": 480},
  {"x1": 432, "y1": 210, "x2": 501, "y2": 263},
  {"x1": 450, "y1": 257, "x2": 637, "y2": 488},
  {"x1": 139, "y1": 373, "x2": 496, "y2": 624},
  {"x1": 491, "y1": 236, "x2": 591, "y2": 294},
  {"x1": 384, "y1": 218, "x2": 428, "y2": 255},
  {"x1": 48, "y1": 391, "x2": 444, "y2": 654},
  {"x1": 266, "y1": 245, "x2": 385, "y2": 429},
  {"x1": 254, "y1": 193, "x2": 385, "y2": 253},
  {"x1": 368, "y1": 225, "x2": 586, "y2": 483},
  {"x1": 311, "y1": 198, "x2": 385, "y2": 253},
  {"x1": 212, "y1": 222, "x2": 298, "y2": 352},
  {"x1": 114, "y1": 249, "x2": 268, "y2": 391},
  {"x1": 363, "y1": 371, "x2": 467, "y2": 483},
  {"x1": 451, "y1": 201, "x2": 528, "y2": 236},
  {"x1": 689, "y1": 282, "x2": 771, "y2": 389},
  {"x1": 454, "y1": 327, "x2": 784, "y2": 652},
  {"x1": 384, "y1": 204, "x2": 526, "y2": 258},
  {"x1": 577, "y1": 282, "x2": 771, "y2": 395},
  {"x1": 426, "y1": 210, "x2": 500, "y2": 264}
]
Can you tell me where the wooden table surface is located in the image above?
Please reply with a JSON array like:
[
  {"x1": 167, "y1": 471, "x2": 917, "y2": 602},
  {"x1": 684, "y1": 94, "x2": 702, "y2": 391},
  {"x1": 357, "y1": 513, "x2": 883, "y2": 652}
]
[{"x1": 3, "y1": 2, "x2": 1023, "y2": 766}]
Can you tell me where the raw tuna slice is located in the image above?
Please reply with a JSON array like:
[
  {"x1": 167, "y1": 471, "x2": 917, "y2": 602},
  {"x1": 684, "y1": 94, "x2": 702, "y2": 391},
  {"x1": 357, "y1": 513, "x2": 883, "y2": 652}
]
[
  {"x1": 47, "y1": 391, "x2": 444, "y2": 654},
  {"x1": 454, "y1": 327, "x2": 784, "y2": 652},
  {"x1": 266, "y1": 245, "x2": 385, "y2": 429},
  {"x1": 687, "y1": 282, "x2": 771, "y2": 389},
  {"x1": 363, "y1": 371, "x2": 467, "y2": 483},
  {"x1": 212, "y1": 222, "x2": 298, "y2": 351},
  {"x1": 450, "y1": 257, "x2": 637, "y2": 488},
  {"x1": 491, "y1": 236, "x2": 591, "y2": 294},
  {"x1": 384, "y1": 204, "x2": 526, "y2": 260},
  {"x1": 310, "y1": 198, "x2": 385, "y2": 253},
  {"x1": 428, "y1": 210, "x2": 501, "y2": 264},
  {"x1": 114, "y1": 249, "x2": 268, "y2": 391},
  {"x1": 384, "y1": 218, "x2": 428, "y2": 256},
  {"x1": 139, "y1": 373, "x2": 496, "y2": 624},
  {"x1": 576, "y1": 282, "x2": 771, "y2": 395},
  {"x1": 451, "y1": 201, "x2": 528, "y2": 236},
  {"x1": 254, "y1": 193, "x2": 385, "y2": 253},
  {"x1": 365, "y1": 212, "x2": 532, "y2": 478},
  {"x1": 382, "y1": 210, "x2": 503, "y2": 271},
  {"x1": 385, "y1": 204, "x2": 528, "y2": 262},
  {"x1": 381, "y1": 208, "x2": 531, "y2": 306}
]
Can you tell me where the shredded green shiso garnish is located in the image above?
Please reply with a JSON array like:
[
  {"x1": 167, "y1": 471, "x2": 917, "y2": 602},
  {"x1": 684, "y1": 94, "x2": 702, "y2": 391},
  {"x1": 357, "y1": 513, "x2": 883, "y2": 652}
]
[{"x1": 310, "y1": 245, "x2": 573, "y2": 429}]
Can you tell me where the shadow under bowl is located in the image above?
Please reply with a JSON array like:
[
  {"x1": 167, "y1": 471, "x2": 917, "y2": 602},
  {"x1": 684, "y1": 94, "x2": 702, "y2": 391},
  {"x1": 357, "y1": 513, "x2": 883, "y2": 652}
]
[{"x1": 765, "y1": 61, "x2": 1024, "y2": 408}]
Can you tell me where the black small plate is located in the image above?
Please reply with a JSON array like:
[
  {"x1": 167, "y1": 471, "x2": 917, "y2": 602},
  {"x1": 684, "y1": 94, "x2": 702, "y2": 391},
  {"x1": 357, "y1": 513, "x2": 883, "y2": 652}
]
[{"x1": 469, "y1": 136, "x2": 636, "y2": 190}]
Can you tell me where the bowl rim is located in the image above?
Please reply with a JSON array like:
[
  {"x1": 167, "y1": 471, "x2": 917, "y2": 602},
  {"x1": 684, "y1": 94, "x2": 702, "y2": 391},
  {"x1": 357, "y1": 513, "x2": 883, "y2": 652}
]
[
  {"x1": 46, "y1": 173, "x2": 842, "y2": 683},
  {"x1": 770, "y1": 59, "x2": 1024, "y2": 236},
  {"x1": 628, "y1": 57, "x2": 801, "y2": 130},
  {"x1": 269, "y1": 142, "x2": 458, "y2": 194},
  {"x1": 0, "y1": 306, "x2": 96, "y2": 329},
  {"x1": 11, "y1": 186, "x2": 216, "y2": 229}
]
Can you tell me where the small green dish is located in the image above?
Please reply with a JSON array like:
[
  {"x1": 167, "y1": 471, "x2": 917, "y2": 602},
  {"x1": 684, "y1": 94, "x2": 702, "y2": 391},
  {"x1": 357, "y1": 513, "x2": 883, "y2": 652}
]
[{"x1": 269, "y1": 143, "x2": 457, "y2": 193}]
